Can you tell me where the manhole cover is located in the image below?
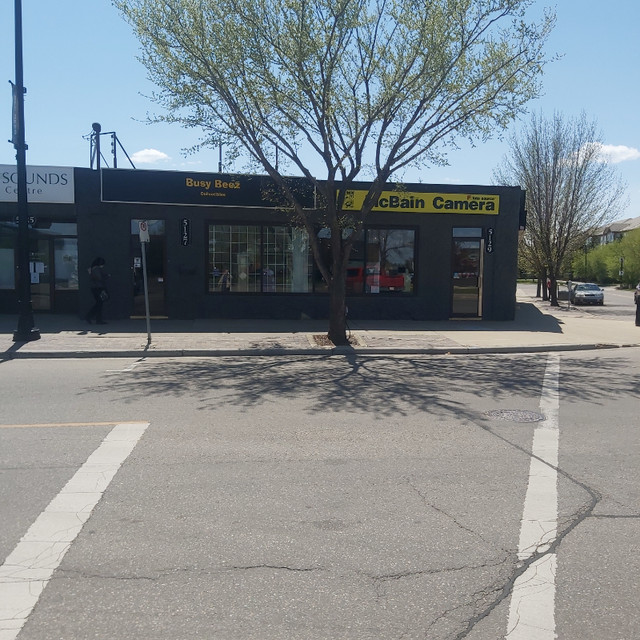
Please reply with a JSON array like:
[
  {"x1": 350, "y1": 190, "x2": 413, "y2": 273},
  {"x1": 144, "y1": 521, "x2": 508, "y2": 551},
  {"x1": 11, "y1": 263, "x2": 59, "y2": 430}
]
[{"x1": 484, "y1": 409, "x2": 546, "y2": 423}]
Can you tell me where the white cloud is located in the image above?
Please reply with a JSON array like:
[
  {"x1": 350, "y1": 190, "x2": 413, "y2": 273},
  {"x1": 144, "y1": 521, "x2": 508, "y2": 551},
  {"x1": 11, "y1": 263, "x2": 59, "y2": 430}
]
[
  {"x1": 131, "y1": 148, "x2": 171, "y2": 165},
  {"x1": 594, "y1": 143, "x2": 640, "y2": 163},
  {"x1": 176, "y1": 160, "x2": 204, "y2": 168}
]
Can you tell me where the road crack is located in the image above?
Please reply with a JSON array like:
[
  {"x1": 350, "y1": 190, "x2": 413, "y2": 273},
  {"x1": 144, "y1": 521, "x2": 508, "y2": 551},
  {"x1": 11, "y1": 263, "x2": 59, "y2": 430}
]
[
  {"x1": 227, "y1": 564, "x2": 323, "y2": 572},
  {"x1": 449, "y1": 419, "x2": 602, "y2": 639}
]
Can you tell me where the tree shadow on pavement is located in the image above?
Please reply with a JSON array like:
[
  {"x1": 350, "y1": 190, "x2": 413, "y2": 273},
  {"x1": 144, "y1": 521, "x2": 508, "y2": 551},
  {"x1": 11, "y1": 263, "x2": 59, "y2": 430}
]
[{"x1": 84, "y1": 351, "x2": 639, "y2": 421}]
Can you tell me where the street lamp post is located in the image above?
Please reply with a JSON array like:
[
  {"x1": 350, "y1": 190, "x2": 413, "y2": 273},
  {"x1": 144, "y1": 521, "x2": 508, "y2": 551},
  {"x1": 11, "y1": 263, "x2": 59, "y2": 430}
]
[{"x1": 11, "y1": 0, "x2": 40, "y2": 342}]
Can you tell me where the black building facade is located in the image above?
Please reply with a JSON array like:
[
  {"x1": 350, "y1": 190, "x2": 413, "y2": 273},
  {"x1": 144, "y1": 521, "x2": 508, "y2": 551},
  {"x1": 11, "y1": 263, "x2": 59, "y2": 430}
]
[{"x1": 0, "y1": 166, "x2": 525, "y2": 321}]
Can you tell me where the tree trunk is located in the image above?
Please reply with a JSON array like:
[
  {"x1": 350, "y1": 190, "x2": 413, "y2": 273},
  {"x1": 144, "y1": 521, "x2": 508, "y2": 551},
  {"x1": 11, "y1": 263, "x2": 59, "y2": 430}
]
[
  {"x1": 549, "y1": 275, "x2": 559, "y2": 306},
  {"x1": 327, "y1": 276, "x2": 348, "y2": 345},
  {"x1": 327, "y1": 239, "x2": 349, "y2": 345}
]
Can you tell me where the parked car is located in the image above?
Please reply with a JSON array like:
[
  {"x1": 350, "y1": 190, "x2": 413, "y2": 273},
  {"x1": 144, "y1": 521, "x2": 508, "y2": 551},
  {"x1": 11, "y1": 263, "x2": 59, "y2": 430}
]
[{"x1": 570, "y1": 282, "x2": 604, "y2": 305}]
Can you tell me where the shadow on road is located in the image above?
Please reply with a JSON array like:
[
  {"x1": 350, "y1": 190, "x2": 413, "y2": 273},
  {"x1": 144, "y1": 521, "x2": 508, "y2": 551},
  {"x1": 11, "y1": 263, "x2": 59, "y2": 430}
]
[{"x1": 83, "y1": 351, "x2": 638, "y2": 421}]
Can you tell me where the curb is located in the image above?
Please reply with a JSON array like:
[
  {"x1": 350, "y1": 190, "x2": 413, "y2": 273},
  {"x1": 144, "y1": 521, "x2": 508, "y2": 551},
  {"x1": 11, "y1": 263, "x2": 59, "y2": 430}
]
[{"x1": 3, "y1": 342, "x2": 639, "y2": 360}]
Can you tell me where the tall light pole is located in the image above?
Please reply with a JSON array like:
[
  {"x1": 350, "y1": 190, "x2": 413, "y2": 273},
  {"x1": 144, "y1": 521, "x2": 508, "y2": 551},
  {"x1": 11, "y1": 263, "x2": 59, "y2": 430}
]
[{"x1": 11, "y1": 0, "x2": 40, "y2": 342}]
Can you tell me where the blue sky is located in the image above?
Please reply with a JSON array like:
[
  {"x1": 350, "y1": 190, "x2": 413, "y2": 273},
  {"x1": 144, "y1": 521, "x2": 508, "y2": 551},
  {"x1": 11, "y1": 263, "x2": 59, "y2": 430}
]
[{"x1": 1, "y1": 1, "x2": 639, "y2": 219}]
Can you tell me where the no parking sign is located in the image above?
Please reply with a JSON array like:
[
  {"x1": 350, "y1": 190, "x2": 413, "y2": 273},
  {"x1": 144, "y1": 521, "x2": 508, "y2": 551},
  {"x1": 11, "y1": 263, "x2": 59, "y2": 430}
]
[
  {"x1": 138, "y1": 220, "x2": 150, "y2": 243},
  {"x1": 137, "y1": 220, "x2": 152, "y2": 343}
]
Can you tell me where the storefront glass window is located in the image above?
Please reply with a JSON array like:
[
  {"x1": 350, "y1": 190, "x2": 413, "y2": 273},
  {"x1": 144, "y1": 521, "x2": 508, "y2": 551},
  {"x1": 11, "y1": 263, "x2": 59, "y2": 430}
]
[
  {"x1": 208, "y1": 224, "x2": 414, "y2": 295},
  {"x1": 360, "y1": 228, "x2": 415, "y2": 294},
  {"x1": 312, "y1": 229, "x2": 331, "y2": 293},
  {"x1": 453, "y1": 227, "x2": 482, "y2": 237},
  {"x1": 43, "y1": 222, "x2": 77, "y2": 235},
  {"x1": 316, "y1": 227, "x2": 415, "y2": 295},
  {"x1": 208, "y1": 225, "x2": 260, "y2": 293},
  {"x1": 264, "y1": 226, "x2": 312, "y2": 292},
  {"x1": 54, "y1": 238, "x2": 79, "y2": 290},
  {"x1": 208, "y1": 224, "x2": 313, "y2": 293},
  {"x1": 0, "y1": 220, "x2": 78, "y2": 293},
  {"x1": 0, "y1": 222, "x2": 16, "y2": 289},
  {"x1": 315, "y1": 228, "x2": 365, "y2": 293}
]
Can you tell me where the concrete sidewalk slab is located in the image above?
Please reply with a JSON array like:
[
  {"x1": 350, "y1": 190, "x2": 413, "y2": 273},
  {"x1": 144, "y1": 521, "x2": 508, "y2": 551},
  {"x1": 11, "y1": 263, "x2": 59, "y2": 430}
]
[{"x1": 2, "y1": 290, "x2": 639, "y2": 359}]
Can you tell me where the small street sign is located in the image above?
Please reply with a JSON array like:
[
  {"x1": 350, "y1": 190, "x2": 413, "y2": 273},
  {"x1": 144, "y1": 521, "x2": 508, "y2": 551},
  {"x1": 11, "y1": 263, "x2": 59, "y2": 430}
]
[{"x1": 138, "y1": 220, "x2": 150, "y2": 243}]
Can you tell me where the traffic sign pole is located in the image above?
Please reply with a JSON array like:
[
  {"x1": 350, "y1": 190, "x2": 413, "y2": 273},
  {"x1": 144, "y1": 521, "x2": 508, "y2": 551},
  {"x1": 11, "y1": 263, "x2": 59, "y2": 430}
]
[{"x1": 139, "y1": 221, "x2": 151, "y2": 344}]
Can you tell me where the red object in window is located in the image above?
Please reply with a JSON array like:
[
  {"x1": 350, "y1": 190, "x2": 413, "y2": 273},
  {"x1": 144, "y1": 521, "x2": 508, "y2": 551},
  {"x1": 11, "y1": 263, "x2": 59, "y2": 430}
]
[{"x1": 346, "y1": 267, "x2": 404, "y2": 292}]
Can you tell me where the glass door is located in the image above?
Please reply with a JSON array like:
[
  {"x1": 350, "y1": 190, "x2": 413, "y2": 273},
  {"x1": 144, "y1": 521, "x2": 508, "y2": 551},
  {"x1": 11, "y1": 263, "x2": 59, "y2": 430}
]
[
  {"x1": 53, "y1": 237, "x2": 79, "y2": 313},
  {"x1": 451, "y1": 238, "x2": 483, "y2": 317},
  {"x1": 1, "y1": 221, "x2": 77, "y2": 314},
  {"x1": 29, "y1": 237, "x2": 51, "y2": 311}
]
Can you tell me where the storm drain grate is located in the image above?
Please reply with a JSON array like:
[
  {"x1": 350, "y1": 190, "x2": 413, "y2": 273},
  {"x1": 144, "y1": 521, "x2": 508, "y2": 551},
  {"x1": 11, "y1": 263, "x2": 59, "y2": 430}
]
[{"x1": 484, "y1": 409, "x2": 546, "y2": 423}]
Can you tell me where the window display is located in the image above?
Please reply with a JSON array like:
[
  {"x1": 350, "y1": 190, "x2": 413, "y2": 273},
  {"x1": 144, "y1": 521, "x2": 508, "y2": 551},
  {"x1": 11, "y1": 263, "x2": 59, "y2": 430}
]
[{"x1": 208, "y1": 225, "x2": 312, "y2": 293}]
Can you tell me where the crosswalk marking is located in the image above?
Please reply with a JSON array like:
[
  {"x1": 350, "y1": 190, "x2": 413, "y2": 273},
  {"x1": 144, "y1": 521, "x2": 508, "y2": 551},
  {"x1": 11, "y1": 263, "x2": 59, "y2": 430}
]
[
  {"x1": 0, "y1": 422, "x2": 150, "y2": 640},
  {"x1": 0, "y1": 421, "x2": 148, "y2": 429},
  {"x1": 507, "y1": 354, "x2": 560, "y2": 639}
]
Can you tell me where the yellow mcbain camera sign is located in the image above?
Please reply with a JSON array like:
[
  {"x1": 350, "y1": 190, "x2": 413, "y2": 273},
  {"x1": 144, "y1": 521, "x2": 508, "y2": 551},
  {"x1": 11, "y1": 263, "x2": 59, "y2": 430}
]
[{"x1": 342, "y1": 190, "x2": 500, "y2": 214}]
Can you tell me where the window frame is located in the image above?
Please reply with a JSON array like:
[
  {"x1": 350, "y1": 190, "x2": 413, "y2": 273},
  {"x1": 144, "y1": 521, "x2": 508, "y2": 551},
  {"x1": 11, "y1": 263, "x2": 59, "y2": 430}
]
[
  {"x1": 207, "y1": 222, "x2": 313, "y2": 294},
  {"x1": 206, "y1": 222, "x2": 418, "y2": 296},
  {"x1": 344, "y1": 225, "x2": 417, "y2": 296}
]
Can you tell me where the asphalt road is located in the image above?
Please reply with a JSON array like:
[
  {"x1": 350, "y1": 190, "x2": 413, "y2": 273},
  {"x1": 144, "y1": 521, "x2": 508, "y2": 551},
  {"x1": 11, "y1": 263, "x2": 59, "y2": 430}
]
[
  {"x1": 580, "y1": 285, "x2": 637, "y2": 317},
  {"x1": 1, "y1": 350, "x2": 639, "y2": 639},
  {"x1": 520, "y1": 281, "x2": 637, "y2": 319}
]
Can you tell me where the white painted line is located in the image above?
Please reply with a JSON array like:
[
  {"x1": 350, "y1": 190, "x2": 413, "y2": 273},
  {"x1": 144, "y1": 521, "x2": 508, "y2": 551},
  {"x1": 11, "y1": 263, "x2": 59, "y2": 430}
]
[
  {"x1": 0, "y1": 422, "x2": 148, "y2": 430},
  {"x1": 0, "y1": 422, "x2": 149, "y2": 640},
  {"x1": 106, "y1": 361, "x2": 143, "y2": 373},
  {"x1": 507, "y1": 353, "x2": 559, "y2": 639}
]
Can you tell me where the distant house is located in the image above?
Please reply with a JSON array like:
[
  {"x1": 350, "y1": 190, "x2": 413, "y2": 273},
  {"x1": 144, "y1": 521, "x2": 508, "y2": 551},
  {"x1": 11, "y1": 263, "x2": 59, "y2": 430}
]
[{"x1": 592, "y1": 216, "x2": 640, "y2": 245}]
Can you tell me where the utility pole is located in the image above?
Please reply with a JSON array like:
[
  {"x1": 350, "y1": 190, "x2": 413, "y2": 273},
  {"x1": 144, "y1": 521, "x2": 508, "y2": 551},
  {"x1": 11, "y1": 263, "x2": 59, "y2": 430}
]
[
  {"x1": 111, "y1": 132, "x2": 117, "y2": 168},
  {"x1": 11, "y1": 0, "x2": 40, "y2": 342},
  {"x1": 88, "y1": 124, "x2": 135, "y2": 170},
  {"x1": 90, "y1": 122, "x2": 102, "y2": 170}
]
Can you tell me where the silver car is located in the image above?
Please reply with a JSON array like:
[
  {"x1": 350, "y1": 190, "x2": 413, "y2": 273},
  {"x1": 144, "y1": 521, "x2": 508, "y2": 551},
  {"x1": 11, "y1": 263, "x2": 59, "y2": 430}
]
[{"x1": 570, "y1": 283, "x2": 604, "y2": 305}]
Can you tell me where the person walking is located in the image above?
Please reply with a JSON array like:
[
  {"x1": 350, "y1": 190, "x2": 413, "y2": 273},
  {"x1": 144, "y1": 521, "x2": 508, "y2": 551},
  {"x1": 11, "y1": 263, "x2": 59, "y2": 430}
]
[{"x1": 85, "y1": 257, "x2": 110, "y2": 324}]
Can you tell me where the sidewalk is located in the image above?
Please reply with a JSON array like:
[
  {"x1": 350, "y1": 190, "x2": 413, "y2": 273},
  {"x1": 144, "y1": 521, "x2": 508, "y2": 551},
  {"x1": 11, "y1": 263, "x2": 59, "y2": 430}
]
[{"x1": 2, "y1": 289, "x2": 639, "y2": 359}]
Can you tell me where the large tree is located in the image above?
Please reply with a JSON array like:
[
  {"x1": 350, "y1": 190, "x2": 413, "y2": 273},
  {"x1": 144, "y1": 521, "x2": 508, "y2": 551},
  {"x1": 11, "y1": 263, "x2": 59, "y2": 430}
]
[
  {"x1": 115, "y1": 0, "x2": 554, "y2": 343},
  {"x1": 495, "y1": 112, "x2": 627, "y2": 305}
]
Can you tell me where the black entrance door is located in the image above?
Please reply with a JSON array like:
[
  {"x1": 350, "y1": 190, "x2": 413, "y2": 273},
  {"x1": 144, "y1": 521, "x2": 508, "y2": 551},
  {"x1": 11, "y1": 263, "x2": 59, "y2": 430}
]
[
  {"x1": 130, "y1": 219, "x2": 166, "y2": 317},
  {"x1": 451, "y1": 238, "x2": 483, "y2": 317}
]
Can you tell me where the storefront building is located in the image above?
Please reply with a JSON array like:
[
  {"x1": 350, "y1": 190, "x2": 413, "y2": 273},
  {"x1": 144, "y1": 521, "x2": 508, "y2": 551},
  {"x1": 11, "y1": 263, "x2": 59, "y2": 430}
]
[{"x1": 1, "y1": 166, "x2": 525, "y2": 321}]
